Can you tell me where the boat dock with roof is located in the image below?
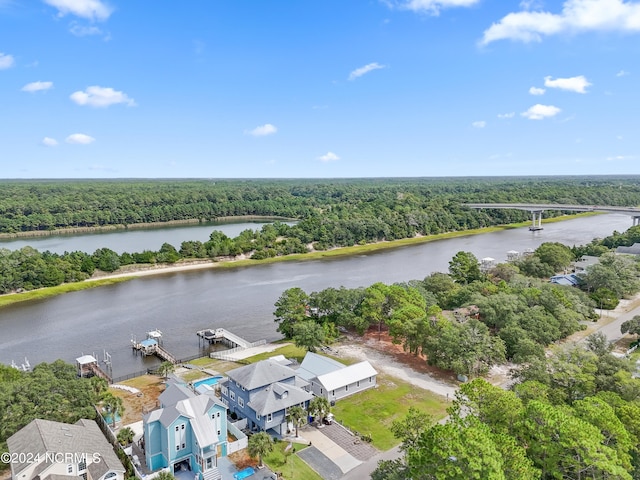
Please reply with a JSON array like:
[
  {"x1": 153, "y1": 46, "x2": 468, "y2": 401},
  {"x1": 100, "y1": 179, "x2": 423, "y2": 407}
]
[{"x1": 131, "y1": 329, "x2": 178, "y2": 364}]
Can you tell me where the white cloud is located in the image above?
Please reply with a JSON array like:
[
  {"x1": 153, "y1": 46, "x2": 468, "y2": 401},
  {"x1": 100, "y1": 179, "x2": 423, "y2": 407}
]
[
  {"x1": 69, "y1": 23, "x2": 102, "y2": 36},
  {"x1": 395, "y1": 0, "x2": 480, "y2": 15},
  {"x1": 606, "y1": 154, "x2": 634, "y2": 161},
  {"x1": 318, "y1": 152, "x2": 340, "y2": 162},
  {"x1": 41, "y1": 137, "x2": 58, "y2": 147},
  {"x1": 21, "y1": 81, "x2": 53, "y2": 92},
  {"x1": 66, "y1": 133, "x2": 95, "y2": 144},
  {"x1": 70, "y1": 86, "x2": 135, "y2": 107},
  {"x1": 0, "y1": 52, "x2": 14, "y2": 69},
  {"x1": 348, "y1": 62, "x2": 386, "y2": 81},
  {"x1": 616, "y1": 69, "x2": 629, "y2": 76},
  {"x1": 529, "y1": 86, "x2": 546, "y2": 95},
  {"x1": 43, "y1": 0, "x2": 112, "y2": 21},
  {"x1": 481, "y1": 0, "x2": 640, "y2": 45},
  {"x1": 472, "y1": 120, "x2": 486, "y2": 128},
  {"x1": 544, "y1": 75, "x2": 591, "y2": 93},
  {"x1": 246, "y1": 124, "x2": 277, "y2": 136},
  {"x1": 521, "y1": 104, "x2": 561, "y2": 120},
  {"x1": 497, "y1": 112, "x2": 515, "y2": 118}
]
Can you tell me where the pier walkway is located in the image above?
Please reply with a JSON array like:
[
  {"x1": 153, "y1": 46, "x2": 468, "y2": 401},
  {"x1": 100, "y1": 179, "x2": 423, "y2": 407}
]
[{"x1": 197, "y1": 328, "x2": 252, "y2": 349}]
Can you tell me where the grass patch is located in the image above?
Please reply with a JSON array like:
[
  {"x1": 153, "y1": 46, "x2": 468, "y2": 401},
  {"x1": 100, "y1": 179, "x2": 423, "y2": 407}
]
[
  {"x1": 244, "y1": 344, "x2": 307, "y2": 364},
  {"x1": 331, "y1": 373, "x2": 448, "y2": 450},
  {"x1": 180, "y1": 370, "x2": 208, "y2": 382},
  {"x1": 0, "y1": 277, "x2": 132, "y2": 308},
  {"x1": 189, "y1": 357, "x2": 217, "y2": 367},
  {"x1": 263, "y1": 442, "x2": 322, "y2": 480}
]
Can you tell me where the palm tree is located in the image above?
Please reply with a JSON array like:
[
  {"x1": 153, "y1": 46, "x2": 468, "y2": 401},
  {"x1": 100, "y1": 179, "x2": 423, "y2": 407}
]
[
  {"x1": 158, "y1": 361, "x2": 175, "y2": 380},
  {"x1": 286, "y1": 405, "x2": 306, "y2": 438},
  {"x1": 247, "y1": 431, "x2": 274, "y2": 468},
  {"x1": 117, "y1": 426, "x2": 135, "y2": 446},
  {"x1": 308, "y1": 396, "x2": 330, "y2": 428},
  {"x1": 102, "y1": 392, "x2": 125, "y2": 428},
  {"x1": 155, "y1": 471, "x2": 176, "y2": 480}
]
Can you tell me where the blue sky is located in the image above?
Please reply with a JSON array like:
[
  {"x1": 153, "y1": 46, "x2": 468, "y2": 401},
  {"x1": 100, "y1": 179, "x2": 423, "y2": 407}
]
[{"x1": 1, "y1": 0, "x2": 639, "y2": 178}]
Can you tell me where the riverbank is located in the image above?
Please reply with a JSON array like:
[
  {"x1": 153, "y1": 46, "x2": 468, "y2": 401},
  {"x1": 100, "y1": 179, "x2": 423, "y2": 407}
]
[
  {"x1": 0, "y1": 215, "x2": 296, "y2": 239},
  {"x1": 0, "y1": 212, "x2": 600, "y2": 308}
]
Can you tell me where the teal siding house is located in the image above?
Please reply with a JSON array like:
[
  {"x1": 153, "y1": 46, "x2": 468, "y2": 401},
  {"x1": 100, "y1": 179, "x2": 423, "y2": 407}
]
[{"x1": 143, "y1": 382, "x2": 227, "y2": 477}]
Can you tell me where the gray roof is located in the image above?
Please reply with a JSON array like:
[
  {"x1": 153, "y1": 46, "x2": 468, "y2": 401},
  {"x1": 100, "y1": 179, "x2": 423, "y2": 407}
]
[
  {"x1": 7, "y1": 419, "x2": 125, "y2": 478},
  {"x1": 227, "y1": 359, "x2": 297, "y2": 391},
  {"x1": 296, "y1": 352, "x2": 344, "y2": 381},
  {"x1": 145, "y1": 393, "x2": 225, "y2": 448},
  {"x1": 616, "y1": 243, "x2": 640, "y2": 255},
  {"x1": 159, "y1": 381, "x2": 195, "y2": 407},
  {"x1": 247, "y1": 382, "x2": 313, "y2": 416}
]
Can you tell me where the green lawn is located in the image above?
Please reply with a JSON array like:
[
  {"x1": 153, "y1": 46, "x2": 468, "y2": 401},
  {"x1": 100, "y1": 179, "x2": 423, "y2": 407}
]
[
  {"x1": 331, "y1": 373, "x2": 448, "y2": 450},
  {"x1": 263, "y1": 441, "x2": 322, "y2": 480},
  {"x1": 244, "y1": 344, "x2": 307, "y2": 364}
]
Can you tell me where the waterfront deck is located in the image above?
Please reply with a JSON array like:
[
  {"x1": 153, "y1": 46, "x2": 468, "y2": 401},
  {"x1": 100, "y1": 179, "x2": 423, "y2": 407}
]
[
  {"x1": 197, "y1": 328, "x2": 252, "y2": 349},
  {"x1": 131, "y1": 330, "x2": 178, "y2": 364}
]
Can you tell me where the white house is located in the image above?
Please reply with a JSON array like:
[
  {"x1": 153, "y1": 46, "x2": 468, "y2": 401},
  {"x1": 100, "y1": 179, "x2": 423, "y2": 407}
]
[
  {"x1": 7, "y1": 418, "x2": 126, "y2": 480},
  {"x1": 296, "y1": 352, "x2": 378, "y2": 402}
]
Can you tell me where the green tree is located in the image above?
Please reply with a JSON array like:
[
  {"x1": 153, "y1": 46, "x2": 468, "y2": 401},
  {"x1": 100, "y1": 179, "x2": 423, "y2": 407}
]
[
  {"x1": 292, "y1": 321, "x2": 325, "y2": 352},
  {"x1": 621, "y1": 315, "x2": 640, "y2": 339},
  {"x1": 535, "y1": 242, "x2": 574, "y2": 271},
  {"x1": 390, "y1": 407, "x2": 433, "y2": 454},
  {"x1": 448, "y1": 251, "x2": 482, "y2": 284},
  {"x1": 286, "y1": 405, "x2": 307, "y2": 438},
  {"x1": 117, "y1": 426, "x2": 135, "y2": 446},
  {"x1": 155, "y1": 471, "x2": 176, "y2": 480},
  {"x1": 102, "y1": 392, "x2": 124, "y2": 429},
  {"x1": 308, "y1": 396, "x2": 330, "y2": 427},
  {"x1": 247, "y1": 431, "x2": 274, "y2": 468},
  {"x1": 158, "y1": 361, "x2": 175, "y2": 380},
  {"x1": 273, "y1": 287, "x2": 310, "y2": 338}
]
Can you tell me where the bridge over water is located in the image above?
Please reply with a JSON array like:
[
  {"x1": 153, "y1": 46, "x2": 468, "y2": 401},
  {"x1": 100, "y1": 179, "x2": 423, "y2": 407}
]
[{"x1": 465, "y1": 203, "x2": 640, "y2": 231}]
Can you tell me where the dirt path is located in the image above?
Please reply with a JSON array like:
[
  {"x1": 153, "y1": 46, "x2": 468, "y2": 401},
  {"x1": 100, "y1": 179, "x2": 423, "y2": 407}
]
[{"x1": 333, "y1": 333, "x2": 458, "y2": 399}]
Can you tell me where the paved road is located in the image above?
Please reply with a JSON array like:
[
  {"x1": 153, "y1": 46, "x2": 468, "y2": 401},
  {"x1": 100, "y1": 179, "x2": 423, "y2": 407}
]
[{"x1": 581, "y1": 299, "x2": 640, "y2": 346}]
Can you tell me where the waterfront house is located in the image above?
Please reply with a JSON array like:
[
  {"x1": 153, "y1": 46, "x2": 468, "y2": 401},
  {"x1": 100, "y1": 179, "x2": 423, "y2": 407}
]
[
  {"x1": 143, "y1": 382, "x2": 227, "y2": 477},
  {"x1": 296, "y1": 352, "x2": 378, "y2": 402},
  {"x1": 7, "y1": 418, "x2": 126, "y2": 480},
  {"x1": 219, "y1": 358, "x2": 312, "y2": 435}
]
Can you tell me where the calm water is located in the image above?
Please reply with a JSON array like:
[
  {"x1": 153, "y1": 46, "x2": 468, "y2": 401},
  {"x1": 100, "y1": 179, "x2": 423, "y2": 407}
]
[
  {"x1": 0, "y1": 221, "x2": 294, "y2": 255},
  {"x1": 0, "y1": 214, "x2": 634, "y2": 377}
]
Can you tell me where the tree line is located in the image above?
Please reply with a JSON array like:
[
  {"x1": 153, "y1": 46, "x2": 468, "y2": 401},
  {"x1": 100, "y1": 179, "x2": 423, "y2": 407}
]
[
  {"x1": 273, "y1": 243, "x2": 640, "y2": 378},
  {"x1": 2, "y1": 177, "x2": 640, "y2": 295}
]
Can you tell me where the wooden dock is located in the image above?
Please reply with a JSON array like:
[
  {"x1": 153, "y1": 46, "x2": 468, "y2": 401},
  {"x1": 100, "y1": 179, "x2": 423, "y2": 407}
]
[
  {"x1": 197, "y1": 328, "x2": 252, "y2": 349},
  {"x1": 131, "y1": 329, "x2": 178, "y2": 364},
  {"x1": 76, "y1": 354, "x2": 113, "y2": 384}
]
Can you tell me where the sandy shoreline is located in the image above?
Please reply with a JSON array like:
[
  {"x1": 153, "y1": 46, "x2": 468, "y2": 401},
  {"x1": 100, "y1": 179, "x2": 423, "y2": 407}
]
[{"x1": 86, "y1": 259, "x2": 230, "y2": 281}]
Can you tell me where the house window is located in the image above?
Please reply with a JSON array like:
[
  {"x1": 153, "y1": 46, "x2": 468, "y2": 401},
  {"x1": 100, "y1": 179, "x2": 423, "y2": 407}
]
[
  {"x1": 357, "y1": 381, "x2": 360, "y2": 387},
  {"x1": 345, "y1": 385, "x2": 349, "y2": 392},
  {"x1": 217, "y1": 430, "x2": 221, "y2": 436},
  {"x1": 257, "y1": 413, "x2": 261, "y2": 421},
  {"x1": 216, "y1": 412, "x2": 220, "y2": 418},
  {"x1": 176, "y1": 422, "x2": 186, "y2": 451},
  {"x1": 331, "y1": 390, "x2": 335, "y2": 396},
  {"x1": 267, "y1": 413, "x2": 272, "y2": 422},
  {"x1": 221, "y1": 386, "x2": 228, "y2": 396},
  {"x1": 369, "y1": 377, "x2": 373, "y2": 382},
  {"x1": 67, "y1": 465, "x2": 73, "y2": 474},
  {"x1": 222, "y1": 399, "x2": 228, "y2": 406},
  {"x1": 239, "y1": 398, "x2": 244, "y2": 408},
  {"x1": 230, "y1": 391, "x2": 236, "y2": 401},
  {"x1": 320, "y1": 388, "x2": 323, "y2": 394},
  {"x1": 78, "y1": 460, "x2": 86, "y2": 471}
]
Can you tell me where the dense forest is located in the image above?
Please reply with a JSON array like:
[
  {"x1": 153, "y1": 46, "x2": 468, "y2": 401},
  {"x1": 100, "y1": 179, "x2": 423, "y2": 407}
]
[
  {"x1": 1, "y1": 176, "x2": 640, "y2": 294},
  {"x1": 272, "y1": 246, "x2": 640, "y2": 478}
]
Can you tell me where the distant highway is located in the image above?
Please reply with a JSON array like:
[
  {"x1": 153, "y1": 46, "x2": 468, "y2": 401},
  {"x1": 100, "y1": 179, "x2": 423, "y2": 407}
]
[{"x1": 464, "y1": 203, "x2": 640, "y2": 215}]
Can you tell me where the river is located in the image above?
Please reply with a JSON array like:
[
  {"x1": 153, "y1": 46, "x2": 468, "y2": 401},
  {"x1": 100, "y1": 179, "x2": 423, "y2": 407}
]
[
  {"x1": 0, "y1": 220, "x2": 294, "y2": 255},
  {"x1": 0, "y1": 214, "x2": 633, "y2": 378}
]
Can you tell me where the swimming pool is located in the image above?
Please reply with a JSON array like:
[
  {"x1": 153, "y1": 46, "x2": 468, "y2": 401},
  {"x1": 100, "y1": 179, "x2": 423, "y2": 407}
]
[
  {"x1": 233, "y1": 467, "x2": 255, "y2": 479},
  {"x1": 193, "y1": 376, "x2": 223, "y2": 389}
]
